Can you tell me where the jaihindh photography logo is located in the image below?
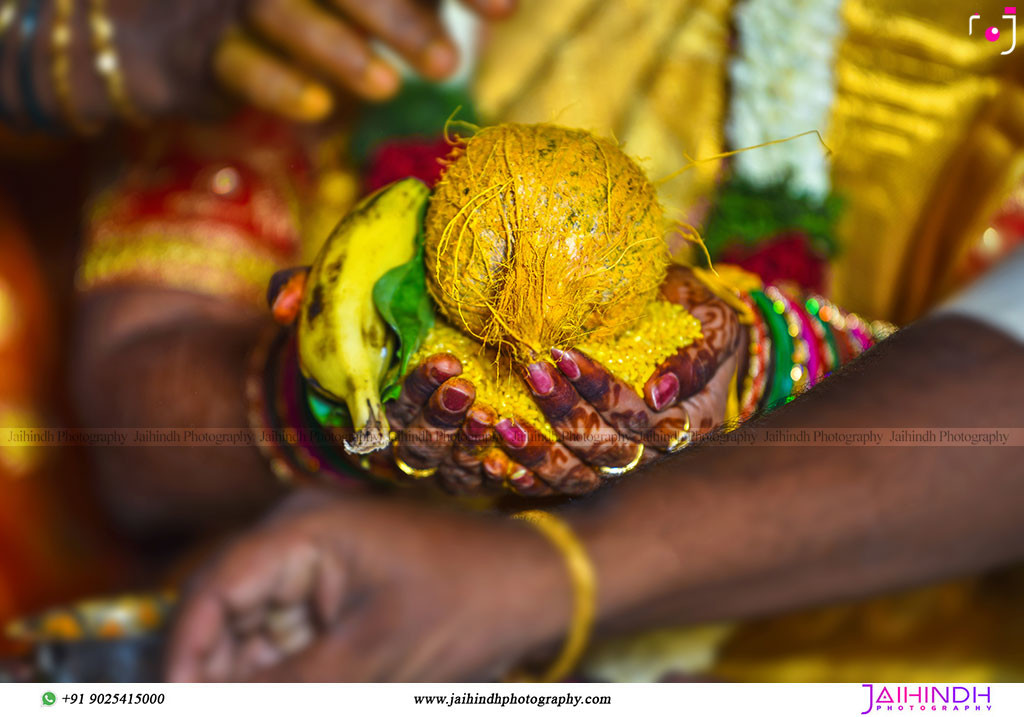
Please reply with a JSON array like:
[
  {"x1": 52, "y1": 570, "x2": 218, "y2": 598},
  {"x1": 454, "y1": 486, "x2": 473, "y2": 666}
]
[{"x1": 860, "y1": 684, "x2": 993, "y2": 713}]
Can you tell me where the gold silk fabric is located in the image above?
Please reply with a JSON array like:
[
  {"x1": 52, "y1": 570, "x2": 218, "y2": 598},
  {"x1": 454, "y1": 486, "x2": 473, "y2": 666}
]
[
  {"x1": 474, "y1": 0, "x2": 730, "y2": 226},
  {"x1": 829, "y1": 0, "x2": 1024, "y2": 321}
]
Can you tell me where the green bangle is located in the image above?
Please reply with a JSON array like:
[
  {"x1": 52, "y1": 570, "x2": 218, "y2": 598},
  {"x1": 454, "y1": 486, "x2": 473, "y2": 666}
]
[{"x1": 750, "y1": 289, "x2": 794, "y2": 411}]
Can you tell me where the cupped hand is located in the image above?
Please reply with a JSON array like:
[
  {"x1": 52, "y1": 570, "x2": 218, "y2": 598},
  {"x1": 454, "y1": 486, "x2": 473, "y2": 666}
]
[
  {"x1": 165, "y1": 489, "x2": 567, "y2": 681},
  {"x1": 216, "y1": 0, "x2": 517, "y2": 121},
  {"x1": 483, "y1": 265, "x2": 743, "y2": 494}
]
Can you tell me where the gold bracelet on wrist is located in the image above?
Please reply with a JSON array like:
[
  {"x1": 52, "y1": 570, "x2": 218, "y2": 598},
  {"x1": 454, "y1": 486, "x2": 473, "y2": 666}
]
[
  {"x1": 510, "y1": 510, "x2": 596, "y2": 683},
  {"x1": 88, "y1": 0, "x2": 145, "y2": 125},
  {"x1": 51, "y1": 0, "x2": 100, "y2": 134}
]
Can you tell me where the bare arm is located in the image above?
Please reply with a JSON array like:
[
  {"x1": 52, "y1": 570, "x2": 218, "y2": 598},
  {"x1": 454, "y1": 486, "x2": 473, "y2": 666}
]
[
  {"x1": 575, "y1": 315, "x2": 1024, "y2": 636},
  {"x1": 71, "y1": 288, "x2": 284, "y2": 539}
]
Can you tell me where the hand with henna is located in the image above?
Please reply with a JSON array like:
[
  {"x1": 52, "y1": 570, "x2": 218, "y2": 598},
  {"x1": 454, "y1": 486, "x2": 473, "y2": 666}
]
[
  {"x1": 374, "y1": 266, "x2": 743, "y2": 498},
  {"x1": 481, "y1": 265, "x2": 743, "y2": 496}
]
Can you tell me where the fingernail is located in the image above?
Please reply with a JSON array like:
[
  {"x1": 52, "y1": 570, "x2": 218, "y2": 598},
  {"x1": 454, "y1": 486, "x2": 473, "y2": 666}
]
[
  {"x1": 363, "y1": 60, "x2": 400, "y2": 97},
  {"x1": 525, "y1": 362, "x2": 554, "y2": 395},
  {"x1": 428, "y1": 363, "x2": 455, "y2": 384},
  {"x1": 483, "y1": 454, "x2": 505, "y2": 478},
  {"x1": 509, "y1": 467, "x2": 533, "y2": 488},
  {"x1": 495, "y1": 419, "x2": 527, "y2": 448},
  {"x1": 551, "y1": 348, "x2": 581, "y2": 380},
  {"x1": 422, "y1": 40, "x2": 457, "y2": 77},
  {"x1": 464, "y1": 416, "x2": 490, "y2": 439},
  {"x1": 298, "y1": 84, "x2": 333, "y2": 121},
  {"x1": 651, "y1": 373, "x2": 680, "y2": 411},
  {"x1": 441, "y1": 385, "x2": 471, "y2": 413}
]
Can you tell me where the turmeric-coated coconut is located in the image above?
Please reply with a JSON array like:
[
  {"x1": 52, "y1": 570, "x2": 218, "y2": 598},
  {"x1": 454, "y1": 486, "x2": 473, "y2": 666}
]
[{"x1": 425, "y1": 123, "x2": 668, "y2": 360}]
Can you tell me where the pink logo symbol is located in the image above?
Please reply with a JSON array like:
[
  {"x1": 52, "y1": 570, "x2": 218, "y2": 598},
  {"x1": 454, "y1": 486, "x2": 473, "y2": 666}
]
[{"x1": 971, "y1": 8, "x2": 1017, "y2": 54}]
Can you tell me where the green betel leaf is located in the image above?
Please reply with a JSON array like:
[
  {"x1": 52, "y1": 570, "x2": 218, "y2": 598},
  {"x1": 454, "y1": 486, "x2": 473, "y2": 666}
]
[{"x1": 374, "y1": 228, "x2": 435, "y2": 402}]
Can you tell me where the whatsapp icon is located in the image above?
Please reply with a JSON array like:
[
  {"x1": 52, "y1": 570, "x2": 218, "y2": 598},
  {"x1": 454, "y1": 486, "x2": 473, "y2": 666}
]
[{"x1": 42, "y1": 691, "x2": 56, "y2": 706}]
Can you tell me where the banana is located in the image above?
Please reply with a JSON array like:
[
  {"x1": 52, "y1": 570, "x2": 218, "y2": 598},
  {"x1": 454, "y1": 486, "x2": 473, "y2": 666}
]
[{"x1": 298, "y1": 177, "x2": 431, "y2": 454}]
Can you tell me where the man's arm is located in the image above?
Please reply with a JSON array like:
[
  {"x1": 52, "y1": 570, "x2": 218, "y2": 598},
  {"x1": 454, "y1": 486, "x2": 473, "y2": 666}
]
[
  {"x1": 71, "y1": 288, "x2": 285, "y2": 539},
  {"x1": 576, "y1": 314, "x2": 1024, "y2": 636}
]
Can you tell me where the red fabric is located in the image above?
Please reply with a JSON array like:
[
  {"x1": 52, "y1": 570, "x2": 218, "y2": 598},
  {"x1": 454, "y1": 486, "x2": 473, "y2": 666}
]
[
  {"x1": 364, "y1": 137, "x2": 453, "y2": 193},
  {"x1": 721, "y1": 232, "x2": 827, "y2": 294},
  {"x1": 92, "y1": 112, "x2": 311, "y2": 260}
]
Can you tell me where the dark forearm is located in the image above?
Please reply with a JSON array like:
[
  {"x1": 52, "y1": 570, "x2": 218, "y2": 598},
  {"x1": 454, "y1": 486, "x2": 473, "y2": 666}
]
[
  {"x1": 0, "y1": 0, "x2": 233, "y2": 131},
  {"x1": 72, "y1": 288, "x2": 284, "y2": 539},
  {"x1": 570, "y1": 315, "x2": 1024, "y2": 637}
]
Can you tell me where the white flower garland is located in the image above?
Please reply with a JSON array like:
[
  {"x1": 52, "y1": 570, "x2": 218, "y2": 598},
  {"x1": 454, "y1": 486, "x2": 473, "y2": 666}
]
[{"x1": 726, "y1": 0, "x2": 844, "y2": 199}]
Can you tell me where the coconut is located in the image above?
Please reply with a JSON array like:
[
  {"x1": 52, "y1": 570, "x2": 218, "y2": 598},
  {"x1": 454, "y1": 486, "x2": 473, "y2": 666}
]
[{"x1": 425, "y1": 123, "x2": 668, "y2": 360}]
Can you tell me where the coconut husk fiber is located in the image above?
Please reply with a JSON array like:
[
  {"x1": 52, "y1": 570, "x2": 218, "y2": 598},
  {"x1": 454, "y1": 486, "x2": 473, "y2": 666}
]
[{"x1": 425, "y1": 123, "x2": 668, "y2": 361}]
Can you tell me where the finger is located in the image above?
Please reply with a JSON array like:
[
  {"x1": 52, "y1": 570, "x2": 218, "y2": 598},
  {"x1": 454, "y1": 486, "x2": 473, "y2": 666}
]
[
  {"x1": 552, "y1": 347, "x2": 690, "y2": 451},
  {"x1": 436, "y1": 405, "x2": 496, "y2": 495},
  {"x1": 235, "y1": 633, "x2": 283, "y2": 680},
  {"x1": 248, "y1": 0, "x2": 400, "y2": 101},
  {"x1": 245, "y1": 613, "x2": 379, "y2": 681},
  {"x1": 646, "y1": 265, "x2": 741, "y2": 409},
  {"x1": 386, "y1": 354, "x2": 461, "y2": 430},
  {"x1": 203, "y1": 633, "x2": 237, "y2": 682},
  {"x1": 328, "y1": 0, "x2": 457, "y2": 79},
  {"x1": 166, "y1": 593, "x2": 227, "y2": 682},
  {"x1": 480, "y1": 446, "x2": 510, "y2": 489},
  {"x1": 478, "y1": 448, "x2": 556, "y2": 497},
  {"x1": 493, "y1": 418, "x2": 600, "y2": 495},
  {"x1": 267, "y1": 266, "x2": 309, "y2": 325},
  {"x1": 394, "y1": 377, "x2": 475, "y2": 471},
  {"x1": 680, "y1": 352, "x2": 739, "y2": 438},
  {"x1": 519, "y1": 360, "x2": 642, "y2": 468},
  {"x1": 314, "y1": 550, "x2": 347, "y2": 626},
  {"x1": 272, "y1": 542, "x2": 320, "y2": 605},
  {"x1": 505, "y1": 459, "x2": 555, "y2": 497},
  {"x1": 214, "y1": 32, "x2": 333, "y2": 122}
]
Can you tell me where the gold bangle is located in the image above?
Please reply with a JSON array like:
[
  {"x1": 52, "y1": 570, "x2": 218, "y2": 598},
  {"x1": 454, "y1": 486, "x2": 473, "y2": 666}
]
[
  {"x1": 390, "y1": 434, "x2": 438, "y2": 479},
  {"x1": 51, "y1": 0, "x2": 99, "y2": 134},
  {"x1": 595, "y1": 442, "x2": 645, "y2": 477},
  {"x1": 88, "y1": 0, "x2": 145, "y2": 125},
  {"x1": 510, "y1": 510, "x2": 596, "y2": 683}
]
